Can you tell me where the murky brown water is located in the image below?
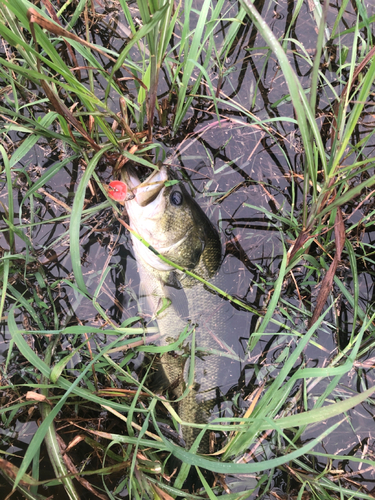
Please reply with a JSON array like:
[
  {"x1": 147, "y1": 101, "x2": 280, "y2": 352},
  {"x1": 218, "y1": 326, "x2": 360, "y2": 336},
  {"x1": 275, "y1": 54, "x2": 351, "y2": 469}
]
[{"x1": 2, "y1": 0, "x2": 375, "y2": 498}]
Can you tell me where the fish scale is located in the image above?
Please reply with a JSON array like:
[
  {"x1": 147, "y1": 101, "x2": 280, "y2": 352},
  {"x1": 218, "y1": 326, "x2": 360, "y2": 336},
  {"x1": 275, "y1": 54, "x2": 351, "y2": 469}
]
[{"x1": 122, "y1": 165, "x2": 226, "y2": 451}]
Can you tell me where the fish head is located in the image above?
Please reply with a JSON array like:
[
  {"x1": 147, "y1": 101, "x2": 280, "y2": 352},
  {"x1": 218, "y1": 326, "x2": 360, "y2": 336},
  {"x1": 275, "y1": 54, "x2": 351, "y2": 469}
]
[{"x1": 121, "y1": 165, "x2": 220, "y2": 274}]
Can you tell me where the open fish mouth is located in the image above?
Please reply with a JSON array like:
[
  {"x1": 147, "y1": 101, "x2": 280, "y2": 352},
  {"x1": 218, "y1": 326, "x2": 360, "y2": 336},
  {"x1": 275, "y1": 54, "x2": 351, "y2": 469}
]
[{"x1": 122, "y1": 165, "x2": 168, "y2": 207}]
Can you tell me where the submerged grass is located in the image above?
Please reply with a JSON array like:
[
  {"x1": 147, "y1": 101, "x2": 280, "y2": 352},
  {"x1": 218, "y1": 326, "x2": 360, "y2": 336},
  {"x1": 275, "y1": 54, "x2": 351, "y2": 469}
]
[{"x1": 1, "y1": 0, "x2": 375, "y2": 498}]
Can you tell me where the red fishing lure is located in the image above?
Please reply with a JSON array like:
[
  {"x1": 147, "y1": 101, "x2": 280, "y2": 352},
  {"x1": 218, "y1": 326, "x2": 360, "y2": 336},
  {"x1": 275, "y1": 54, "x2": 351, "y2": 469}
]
[{"x1": 107, "y1": 180, "x2": 128, "y2": 202}]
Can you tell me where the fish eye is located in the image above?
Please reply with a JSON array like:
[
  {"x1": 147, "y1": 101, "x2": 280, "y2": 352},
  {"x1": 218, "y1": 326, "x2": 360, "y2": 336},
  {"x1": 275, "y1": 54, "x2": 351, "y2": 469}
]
[{"x1": 170, "y1": 190, "x2": 183, "y2": 206}]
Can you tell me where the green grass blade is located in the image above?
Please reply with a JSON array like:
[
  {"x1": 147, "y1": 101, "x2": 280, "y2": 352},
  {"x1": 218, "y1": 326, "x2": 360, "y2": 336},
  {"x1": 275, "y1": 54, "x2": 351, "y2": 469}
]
[
  {"x1": 0, "y1": 144, "x2": 14, "y2": 252},
  {"x1": 9, "y1": 113, "x2": 57, "y2": 167},
  {"x1": 69, "y1": 146, "x2": 111, "y2": 295},
  {"x1": 239, "y1": 0, "x2": 327, "y2": 193},
  {"x1": 158, "y1": 417, "x2": 345, "y2": 474}
]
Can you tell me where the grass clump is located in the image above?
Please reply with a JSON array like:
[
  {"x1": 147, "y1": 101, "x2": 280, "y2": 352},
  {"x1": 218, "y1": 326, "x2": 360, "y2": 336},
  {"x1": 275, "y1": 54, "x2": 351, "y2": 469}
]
[{"x1": 1, "y1": 0, "x2": 375, "y2": 499}]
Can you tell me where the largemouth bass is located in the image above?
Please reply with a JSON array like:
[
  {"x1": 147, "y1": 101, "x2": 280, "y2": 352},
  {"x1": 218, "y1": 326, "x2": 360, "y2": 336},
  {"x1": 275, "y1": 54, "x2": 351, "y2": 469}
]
[{"x1": 121, "y1": 165, "x2": 225, "y2": 451}]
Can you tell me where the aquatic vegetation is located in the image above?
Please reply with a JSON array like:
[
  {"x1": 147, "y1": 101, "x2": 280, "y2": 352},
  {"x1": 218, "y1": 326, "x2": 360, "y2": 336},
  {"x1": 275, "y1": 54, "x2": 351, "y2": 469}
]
[{"x1": 1, "y1": 0, "x2": 375, "y2": 499}]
